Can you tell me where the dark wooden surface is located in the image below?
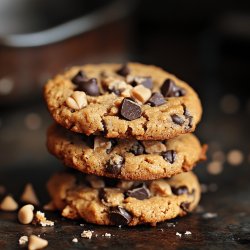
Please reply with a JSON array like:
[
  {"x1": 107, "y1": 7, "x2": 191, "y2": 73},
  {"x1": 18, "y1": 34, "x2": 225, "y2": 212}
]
[{"x1": 0, "y1": 161, "x2": 250, "y2": 250}]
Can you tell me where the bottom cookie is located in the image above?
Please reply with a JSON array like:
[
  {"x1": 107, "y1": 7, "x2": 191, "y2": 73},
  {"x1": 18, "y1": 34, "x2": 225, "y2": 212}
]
[{"x1": 47, "y1": 170, "x2": 201, "y2": 226}]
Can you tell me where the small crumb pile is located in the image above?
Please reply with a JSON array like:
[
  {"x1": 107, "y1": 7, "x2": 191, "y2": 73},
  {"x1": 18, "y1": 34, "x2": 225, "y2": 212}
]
[{"x1": 81, "y1": 230, "x2": 94, "y2": 239}]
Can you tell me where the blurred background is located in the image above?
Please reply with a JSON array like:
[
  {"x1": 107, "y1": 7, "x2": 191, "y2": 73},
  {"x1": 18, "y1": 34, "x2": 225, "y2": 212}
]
[{"x1": 0, "y1": 0, "x2": 249, "y2": 186}]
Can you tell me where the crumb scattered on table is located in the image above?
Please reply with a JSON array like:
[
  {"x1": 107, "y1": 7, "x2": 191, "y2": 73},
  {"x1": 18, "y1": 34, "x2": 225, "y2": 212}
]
[
  {"x1": 202, "y1": 212, "x2": 218, "y2": 219},
  {"x1": 34, "y1": 211, "x2": 54, "y2": 226},
  {"x1": 81, "y1": 230, "x2": 94, "y2": 239},
  {"x1": 72, "y1": 238, "x2": 78, "y2": 243},
  {"x1": 176, "y1": 232, "x2": 182, "y2": 237},
  {"x1": 19, "y1": 235, "x2": 28, "y2": 245}
]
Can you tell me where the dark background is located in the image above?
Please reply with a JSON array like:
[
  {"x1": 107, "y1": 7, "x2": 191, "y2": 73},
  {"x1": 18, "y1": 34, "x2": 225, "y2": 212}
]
[{"x1": 0, "y1": 0, "x2": 249, "y2": 249}]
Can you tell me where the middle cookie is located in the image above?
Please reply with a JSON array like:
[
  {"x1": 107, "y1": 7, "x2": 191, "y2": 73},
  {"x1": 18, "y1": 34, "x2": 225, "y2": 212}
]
[{"x1": 47, "y1": 124, "x2": 207, "y2": 180}]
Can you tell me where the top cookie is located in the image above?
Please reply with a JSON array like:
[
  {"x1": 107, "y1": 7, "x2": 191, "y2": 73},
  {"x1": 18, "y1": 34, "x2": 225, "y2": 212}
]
[{"x1": 44, "y1": 63, "x2": 202, "y2": 140}]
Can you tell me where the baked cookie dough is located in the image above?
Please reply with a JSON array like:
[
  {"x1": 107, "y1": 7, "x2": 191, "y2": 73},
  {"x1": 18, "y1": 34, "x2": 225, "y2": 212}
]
[
  {"x1": 47, "y1": 171, "x2": 201, "y2": 226},
  {"x1": 44, "y1": 63, "x2": 202, "y2": 140},
  {"x1": 47, "y1": 124, "x2": 207, "y2": 180}
]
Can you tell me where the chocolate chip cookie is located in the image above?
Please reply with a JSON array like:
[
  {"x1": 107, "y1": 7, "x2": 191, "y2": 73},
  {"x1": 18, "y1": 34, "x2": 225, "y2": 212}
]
[
  {"x1": 47, "y1": 170, "x2": 201, "y2": 226},
  {"x1": 47, "y1": 124, "x2": 207, "y2": 180},
  {"x1": 44, "y1": 63, "x2": 202, "y2": 140}
]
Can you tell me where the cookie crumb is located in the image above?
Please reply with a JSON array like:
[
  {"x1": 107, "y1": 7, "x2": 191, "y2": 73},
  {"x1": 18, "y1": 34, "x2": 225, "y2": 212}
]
[
  {"x1": 81, "y1": 230, "x2": 94, "y2": 239},
  {"x1": 34, "y1": 211, "x2": 54, "y2": 226},
  {"x1": 20, "y1": 183, "x2": 40, "y2": 206},
  {"x1": 19, "y1": 235, "x2": 28, "y2": 245},
  {"x1": 0, "y1": 195, "x2": 18, "y2": 211},
  {"x1": 202, "y1": 212, "x2": 218, "y2": 219},
  {"x1": 80, "y1": 224, "x2": 85, "y2": 226},
  {"x1": 166, "y1": 223, "x2": 175, "y2": 228},
  {"x1": 72, "y1": 238, "x2": 78, "y2": 243},
  {"x1": 104, "y1": 233, "x2": 111, "y2": 237},
  {"x1": 28, "y1": 235, "x2": 48, "y2": 250},
  {"x1": 184, "y1": 231, "x2": 192, "y2": 235},
  {"x1": 176, "y1": 232, "x2": 182, "y2": 237}
]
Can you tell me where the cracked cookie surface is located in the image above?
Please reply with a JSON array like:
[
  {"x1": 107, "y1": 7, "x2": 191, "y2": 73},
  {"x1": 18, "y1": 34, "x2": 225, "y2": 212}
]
[
  {"x1": 47, "y1": 171, "x2": 201, "y2": 226},
  {"x1": 47, "y1": 124, "x2": 207, "y2": 180},
  {"x1": 44, "y1": 63, "x2": 202, "y2": 140}
]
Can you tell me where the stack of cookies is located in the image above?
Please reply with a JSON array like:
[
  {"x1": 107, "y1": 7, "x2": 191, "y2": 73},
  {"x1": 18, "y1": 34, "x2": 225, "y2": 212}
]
[{"x1": 44, "y1": 63, "x2": 206, "y2": 226}]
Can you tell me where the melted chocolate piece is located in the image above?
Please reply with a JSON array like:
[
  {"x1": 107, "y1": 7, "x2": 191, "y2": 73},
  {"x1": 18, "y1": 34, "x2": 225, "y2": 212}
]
[
  {"x1": 171, "y1": 114, "x2": 185, "y2": 125},
  {"x1": 130, "y1": 141, "x2": 145, "y2": 155},
  {"x1": 116, "y1": 64, "x2": 130, "y2": 77},
  {"x1": 109, "y1": 206, "x2": 132, "y2": 225},
  {"x1": 120, "y1": 98, "x2": 142, "y2": 121},
  {"x1": 161, "y1": 150, "x2": 177, "y2": 164},
  {"x1": 147, "y1": 92, "x2": 166, "y2": 107},
  {"x1": 126, "y1": 183, "x2": 150, "y2": 200}
]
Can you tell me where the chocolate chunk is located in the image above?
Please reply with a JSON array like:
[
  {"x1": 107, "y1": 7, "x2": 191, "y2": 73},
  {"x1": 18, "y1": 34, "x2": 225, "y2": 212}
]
[
  {"x1": 72, "y1": 70, "x2": 87, "y2": 85},
  {"x1": 105, "y1": 156, "x2": 124, "y2": 175},
  {"x1": 161, "y1": 150, "x2": 177, "y2": 164},
  {"x1": 126, "y1": 183, "x2": 150, "y2": 200},
  {"x1": 171, "y1": 114, "x2": 185, "y2": 125},
  {"x1": 130, "y1": 141, "x2": 145, "y2": 155},
  {"x1": 76, "y1": 78, "x2": 100, "y2": 96},
  {"x1": 161, "y1": 79, "x2": 186, "y2": 97},
  {"x1": 147, "y1": 92, "x2": 166, "y2": 107},
  {"x1": 120, "y1": 98, "x2": 142, "y2": 121},
  {"x1": 180, "y1": 202, "x2": 190, "y2": 213},
  {"x1": 116, "y1": 64, "x2": 130, "y2": 77},
  {"x1": 171, "y1": 186, "x2": 189, "y2": 195},
  {"x1": 109, "y1": 206, "x2": 132, "y2": 225}
]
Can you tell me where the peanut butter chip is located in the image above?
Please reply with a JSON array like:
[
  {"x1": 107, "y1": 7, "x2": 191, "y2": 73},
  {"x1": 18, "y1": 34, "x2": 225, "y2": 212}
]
[
  {"x1": 120, "y1": 85, "x2": 133, "y2": 98},
  {"x1": 0, "y1": 195, "x2": 18, "y2": 211},
  {"x1": 142, "y1": 141, "x2": 167, "y2": 154},
  {"x1": 18, "y1": 204, "x2": 34, "y2": 224},
  {"x1": 150, "y1": 180, "x2": 172, "y2": 196},
  {"x1": 21, "y1": 183, "x2": 40, "y2": 206},
  {"x1": 28, "y1": 235, "x2": 48, "y2": 250},
  {"x1": 94, "y1": 136, "x2": 112, "y2": 151},
  {"x1": 131, "y1": 85, "x2": 152, "y2": 104},
  {"x1": 66, "y1": 91, "x2": 88, "y2": 110}
]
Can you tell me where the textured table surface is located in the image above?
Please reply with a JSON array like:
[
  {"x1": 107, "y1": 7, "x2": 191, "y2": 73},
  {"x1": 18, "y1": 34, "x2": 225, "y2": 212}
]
[{"x1": 0, "y1": 162, "x2": 249, "y2": 250}]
